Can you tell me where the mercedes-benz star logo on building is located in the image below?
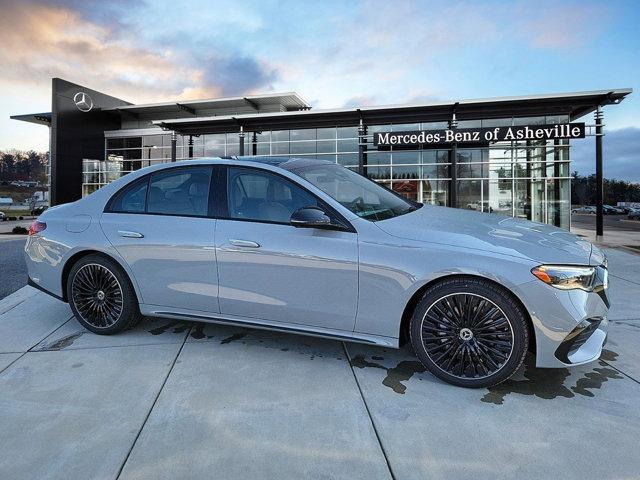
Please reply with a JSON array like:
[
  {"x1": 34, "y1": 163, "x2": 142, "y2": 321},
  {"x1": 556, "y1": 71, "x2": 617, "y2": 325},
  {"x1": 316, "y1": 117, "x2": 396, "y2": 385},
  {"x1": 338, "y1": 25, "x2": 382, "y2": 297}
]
[{"x1": 73, "y1": 92, "x2": 93, "y2": 112}]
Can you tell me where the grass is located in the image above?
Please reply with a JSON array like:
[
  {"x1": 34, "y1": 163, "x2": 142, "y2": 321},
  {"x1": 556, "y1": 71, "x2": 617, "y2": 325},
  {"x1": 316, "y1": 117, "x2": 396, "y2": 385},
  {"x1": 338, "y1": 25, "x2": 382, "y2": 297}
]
[
  {"x1": 0, "y1": 186, "x2": 39, "y2": 204},
  {"x1": 1, "y1": 210, "x2": 32, "y2": 219}
]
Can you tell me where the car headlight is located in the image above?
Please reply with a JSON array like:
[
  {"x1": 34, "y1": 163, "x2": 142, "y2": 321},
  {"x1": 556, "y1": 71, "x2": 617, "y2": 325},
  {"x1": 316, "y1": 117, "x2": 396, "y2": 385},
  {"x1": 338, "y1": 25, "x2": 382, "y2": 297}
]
[{"x1": 531, "y1": 265, "x2": 597, "y2": 291}]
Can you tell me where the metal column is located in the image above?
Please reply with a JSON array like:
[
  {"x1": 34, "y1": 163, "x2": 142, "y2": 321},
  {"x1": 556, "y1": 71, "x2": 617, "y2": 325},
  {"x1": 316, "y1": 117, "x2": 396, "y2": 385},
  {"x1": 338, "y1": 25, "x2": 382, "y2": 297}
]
[
  {"x1": 358, "y1": 120, "x2": 367, "y2": 176},
  {"x1": 188, "y1": 135, "x2": 194, "y2": 158},
  {"x1": 595, "y1": 106, "x2": 604, "y2": 240},
  {"x1": 252, "y1": 132, "x2": 257, "y2": 156},
  {"x1": 238, "y1": 126, "x2": 245, "y2": 156},
  {"x1": 170, "y1": 131, "x2": 177, "y2": 162},
  {"x1": 553, "y1": 139, "x2": 561, "y2": 227},
  {"x1": 448, "y1": 112, "x2": 458, "y2": 208}
]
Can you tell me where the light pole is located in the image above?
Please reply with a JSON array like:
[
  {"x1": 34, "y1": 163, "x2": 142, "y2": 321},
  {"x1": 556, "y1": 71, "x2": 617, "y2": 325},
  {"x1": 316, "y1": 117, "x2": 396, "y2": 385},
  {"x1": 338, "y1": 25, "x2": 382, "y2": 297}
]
[{"x1": 595, "y1": 106, "x2": 604, "y2": 241}]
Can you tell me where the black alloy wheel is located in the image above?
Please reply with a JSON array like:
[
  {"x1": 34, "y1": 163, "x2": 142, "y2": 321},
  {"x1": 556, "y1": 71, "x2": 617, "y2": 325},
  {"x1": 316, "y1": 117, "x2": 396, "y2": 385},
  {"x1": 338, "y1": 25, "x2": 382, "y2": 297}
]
[
  {"x1": 71, "y1": 263, "x2": 124, "y2": 328},
  {"x1": 67, "y1": 254, "x2": 141, "y2": 334},
  {"x1": 410, "y1": 277, "x2": 528, "y2": 388}
]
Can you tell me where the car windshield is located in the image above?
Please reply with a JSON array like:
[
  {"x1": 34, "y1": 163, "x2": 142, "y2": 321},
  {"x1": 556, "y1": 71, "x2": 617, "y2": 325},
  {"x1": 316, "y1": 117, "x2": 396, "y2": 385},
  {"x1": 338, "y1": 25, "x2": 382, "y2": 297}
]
[{"x1": 289, "y1": 163, "x2": 420, "y2": 221}]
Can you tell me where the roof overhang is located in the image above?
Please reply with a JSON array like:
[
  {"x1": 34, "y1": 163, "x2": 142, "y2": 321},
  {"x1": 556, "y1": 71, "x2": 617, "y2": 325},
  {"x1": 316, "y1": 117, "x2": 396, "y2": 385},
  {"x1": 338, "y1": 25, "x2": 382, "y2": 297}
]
[
  {"x1": 152, "y1": 88, "x2": 632, "y2": 135},
  {"x1": 104, "y1": 92, "x2": 309, "y2": 116},
  {"x1": 10, "y1": 112, "x2": 52, "y2": 126}
]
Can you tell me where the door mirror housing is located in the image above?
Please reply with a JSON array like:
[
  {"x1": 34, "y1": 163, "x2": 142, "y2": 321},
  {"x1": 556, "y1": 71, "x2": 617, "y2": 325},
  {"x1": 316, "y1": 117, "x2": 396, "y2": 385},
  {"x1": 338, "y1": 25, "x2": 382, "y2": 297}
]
[{"x1": 290, "y1": 206, "x2": 334, "y2": 229}]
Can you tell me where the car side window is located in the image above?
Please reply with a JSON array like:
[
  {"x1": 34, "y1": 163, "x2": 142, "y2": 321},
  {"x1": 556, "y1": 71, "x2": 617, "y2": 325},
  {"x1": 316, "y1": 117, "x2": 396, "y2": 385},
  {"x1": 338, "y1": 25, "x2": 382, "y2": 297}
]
[
  {"x1": 147, "y1": 167, "x2": 212, "y2": 217},
  {"x1": 227, "y1": 167, "x2": 321, "y2": 224},
  {"x1": 108, "y1": 179, "x2": 148, "y2": 213}
]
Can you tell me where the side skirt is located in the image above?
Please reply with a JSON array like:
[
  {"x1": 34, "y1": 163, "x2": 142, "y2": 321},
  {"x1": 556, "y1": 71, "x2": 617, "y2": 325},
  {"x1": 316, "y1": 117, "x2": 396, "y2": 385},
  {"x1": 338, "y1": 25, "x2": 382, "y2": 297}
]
[{"x1": 140, "y1": 305, "x2": 399, "y2": 348}]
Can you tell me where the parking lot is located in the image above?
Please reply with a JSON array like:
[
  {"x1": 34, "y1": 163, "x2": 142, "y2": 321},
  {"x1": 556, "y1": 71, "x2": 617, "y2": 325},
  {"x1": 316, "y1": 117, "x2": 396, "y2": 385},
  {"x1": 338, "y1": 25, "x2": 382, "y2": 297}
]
[
  {"x1": 0, "y1": 247, "x2": 638, "y2": 479},
  {"x1": 572, "y1": 213, "x2": 640, "y2": 232}
]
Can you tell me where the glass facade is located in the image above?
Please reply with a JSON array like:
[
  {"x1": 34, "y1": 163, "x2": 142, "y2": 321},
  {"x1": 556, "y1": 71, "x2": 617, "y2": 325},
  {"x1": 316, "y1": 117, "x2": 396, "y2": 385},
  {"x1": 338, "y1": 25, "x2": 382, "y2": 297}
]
[{"x1": 85, "y1": 114, "x2": 572, "y2": 228}]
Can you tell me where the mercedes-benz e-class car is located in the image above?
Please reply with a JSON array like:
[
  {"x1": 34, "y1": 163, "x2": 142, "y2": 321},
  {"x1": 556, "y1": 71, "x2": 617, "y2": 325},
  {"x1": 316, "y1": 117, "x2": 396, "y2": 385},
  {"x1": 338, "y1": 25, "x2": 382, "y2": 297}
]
[{"x1": 25, "y1": 157, "x2": 610, "y2": 388}]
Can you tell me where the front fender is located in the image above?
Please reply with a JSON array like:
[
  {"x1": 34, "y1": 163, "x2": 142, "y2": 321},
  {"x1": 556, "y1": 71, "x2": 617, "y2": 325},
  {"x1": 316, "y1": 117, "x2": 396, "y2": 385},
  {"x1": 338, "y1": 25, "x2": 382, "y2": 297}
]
[{"x1": 354, "y1": 238, "x2": 537, "y2": 339}]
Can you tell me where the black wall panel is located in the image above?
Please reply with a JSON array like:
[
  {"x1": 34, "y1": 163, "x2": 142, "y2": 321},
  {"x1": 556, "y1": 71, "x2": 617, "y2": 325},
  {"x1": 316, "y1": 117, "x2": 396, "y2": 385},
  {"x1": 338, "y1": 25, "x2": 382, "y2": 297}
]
[{"x1": 50, "y1": 78, "x2": 129, "y2": 205}]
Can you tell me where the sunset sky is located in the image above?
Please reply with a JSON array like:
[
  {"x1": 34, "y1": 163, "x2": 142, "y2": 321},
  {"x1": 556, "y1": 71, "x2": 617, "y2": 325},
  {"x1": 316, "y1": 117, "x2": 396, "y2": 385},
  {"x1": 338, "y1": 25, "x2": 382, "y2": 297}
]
[{"x1": 1, "y1": 0, "x2": 638, "y2": 180}]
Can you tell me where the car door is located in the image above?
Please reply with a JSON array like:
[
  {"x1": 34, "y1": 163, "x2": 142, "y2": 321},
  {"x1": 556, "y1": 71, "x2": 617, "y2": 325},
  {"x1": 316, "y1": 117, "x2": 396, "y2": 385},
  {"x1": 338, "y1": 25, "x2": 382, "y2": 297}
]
[
  {"x1": 215, "y1": 165, "x2": 358, "y2": 331},
  {"x1": 100, "y1": 165, "x2": 219, "y2": 314}
]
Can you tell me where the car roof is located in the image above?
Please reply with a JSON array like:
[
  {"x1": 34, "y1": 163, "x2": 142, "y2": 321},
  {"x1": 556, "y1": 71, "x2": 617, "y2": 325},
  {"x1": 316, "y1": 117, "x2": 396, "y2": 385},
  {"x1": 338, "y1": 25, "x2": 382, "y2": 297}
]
[
  {"x1": 83, "y1": 156, "x2": 343, "y2": 205},
  {"x1": 157, "y1": 156, "x2": 336, "y2": 172}
]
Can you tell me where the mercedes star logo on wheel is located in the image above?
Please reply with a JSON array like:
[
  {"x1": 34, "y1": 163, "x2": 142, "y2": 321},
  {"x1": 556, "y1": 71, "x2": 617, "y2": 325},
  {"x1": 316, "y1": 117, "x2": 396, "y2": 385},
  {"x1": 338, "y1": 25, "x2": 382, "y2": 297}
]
[{"x1": 73, "y1": 92, "x2": 94, "y2": 112}]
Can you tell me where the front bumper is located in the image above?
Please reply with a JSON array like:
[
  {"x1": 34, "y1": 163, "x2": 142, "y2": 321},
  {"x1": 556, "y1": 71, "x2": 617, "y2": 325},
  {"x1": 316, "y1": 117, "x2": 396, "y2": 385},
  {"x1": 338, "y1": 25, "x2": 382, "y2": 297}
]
[
  {"x1": 514, "y1": 278, "x2": 609, "y2": 368},
  {"x1": 554, "y1": 317, "x2": 608, "y2": 365}
]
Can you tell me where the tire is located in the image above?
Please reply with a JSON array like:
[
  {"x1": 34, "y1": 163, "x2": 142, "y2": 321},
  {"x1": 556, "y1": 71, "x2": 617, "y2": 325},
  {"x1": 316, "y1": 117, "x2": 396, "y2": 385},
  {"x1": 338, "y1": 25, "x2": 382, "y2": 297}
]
[
  {"x1": 409, "y1": 277, "x2": 529, "y2": 388},
  {"x1": 67, "y1": 254, "x2": 141, "y2": 335}
]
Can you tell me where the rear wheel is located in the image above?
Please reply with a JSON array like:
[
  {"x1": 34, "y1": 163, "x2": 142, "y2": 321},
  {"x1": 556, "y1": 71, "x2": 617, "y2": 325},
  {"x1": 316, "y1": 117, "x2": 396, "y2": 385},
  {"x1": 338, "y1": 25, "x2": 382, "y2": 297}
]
[
  {"x1": 67, "y1": 254, "x2": 141, "y2": 334},
  {"x1": 409, "y1": 277, "x2": 528, "y2": 388}
]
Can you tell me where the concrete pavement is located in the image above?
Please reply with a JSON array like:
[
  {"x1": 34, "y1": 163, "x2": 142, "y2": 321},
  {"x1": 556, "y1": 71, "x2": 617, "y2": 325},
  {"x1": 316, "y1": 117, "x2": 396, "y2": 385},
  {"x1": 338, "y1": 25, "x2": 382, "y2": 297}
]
[{"x1": 0, "y1": 248, "x2": 639, "y2": 479}]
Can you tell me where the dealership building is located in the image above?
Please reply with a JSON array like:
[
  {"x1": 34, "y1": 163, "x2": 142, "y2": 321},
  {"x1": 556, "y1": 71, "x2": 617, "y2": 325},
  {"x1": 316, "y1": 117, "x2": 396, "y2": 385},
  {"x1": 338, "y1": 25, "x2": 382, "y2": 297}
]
[{"x1": 11, "y1": 78, "x2": 631, "y2": 231}]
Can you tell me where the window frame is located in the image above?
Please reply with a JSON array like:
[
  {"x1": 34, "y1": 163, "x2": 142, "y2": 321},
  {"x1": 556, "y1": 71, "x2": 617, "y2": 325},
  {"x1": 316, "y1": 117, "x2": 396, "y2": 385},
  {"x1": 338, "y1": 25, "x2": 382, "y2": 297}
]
[
  {"x1": 220, "y1": 165, "x2": 355, "y2": 232},
  {"x1": 104, "y1": 165, "x2": 218, "y2": 219}
]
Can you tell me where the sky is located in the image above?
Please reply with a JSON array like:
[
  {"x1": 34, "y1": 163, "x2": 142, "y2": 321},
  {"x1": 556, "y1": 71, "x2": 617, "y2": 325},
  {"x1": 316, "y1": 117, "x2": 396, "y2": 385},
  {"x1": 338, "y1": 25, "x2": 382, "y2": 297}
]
[{"x1": 0, "y1": 0, "x2": 639, "y2": 180}]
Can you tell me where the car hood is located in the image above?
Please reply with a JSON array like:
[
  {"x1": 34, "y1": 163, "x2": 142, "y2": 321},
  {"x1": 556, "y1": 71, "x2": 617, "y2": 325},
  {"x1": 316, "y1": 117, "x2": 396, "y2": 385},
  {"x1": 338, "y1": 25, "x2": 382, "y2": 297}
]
[{"x1": 375, "y1": 204, "x2": 597, "y2": 265}]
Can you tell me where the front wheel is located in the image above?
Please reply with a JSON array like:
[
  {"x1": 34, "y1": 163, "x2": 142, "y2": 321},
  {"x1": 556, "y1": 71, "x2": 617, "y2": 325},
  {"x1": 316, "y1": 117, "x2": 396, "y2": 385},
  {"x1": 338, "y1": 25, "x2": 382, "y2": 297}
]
[
  {"x1": 67, "y1": 254, "x2": 141, "y2": 335},
  {"x1": 409, "y1": 278, "x2": 529, "y2": 388}
]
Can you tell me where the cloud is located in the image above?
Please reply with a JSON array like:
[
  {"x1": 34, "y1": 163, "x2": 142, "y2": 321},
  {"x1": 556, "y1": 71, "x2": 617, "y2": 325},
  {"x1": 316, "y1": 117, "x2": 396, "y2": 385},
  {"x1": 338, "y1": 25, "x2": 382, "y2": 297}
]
[
  {"x1": 0, "y1": 0, "x2": 278, "y2": 103},
  {"x1": 251, "y1": 0, "x2": 611, "y2": 109},
  {"x1": 571, "y1": 127, "x2": 640, "y2": 183},
  {"x1": 198, "y1": 56, "x2": 278, "y2": 97},
  {"x1": 341, "y1": 96, "x2": 379, "y2": 108},
  {"x1": 0, "y1": 0, "x2": 635, "y2": 155},
  {"x1": 518, "y1": 3, "x2": 610, "y2": 50}
]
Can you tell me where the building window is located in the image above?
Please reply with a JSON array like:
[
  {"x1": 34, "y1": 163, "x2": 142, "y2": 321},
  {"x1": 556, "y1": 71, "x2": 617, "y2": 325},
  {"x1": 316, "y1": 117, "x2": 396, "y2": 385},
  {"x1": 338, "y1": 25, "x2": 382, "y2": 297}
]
[{"x1": 91, "y1": 114, "x2": 572, "y2": 228}]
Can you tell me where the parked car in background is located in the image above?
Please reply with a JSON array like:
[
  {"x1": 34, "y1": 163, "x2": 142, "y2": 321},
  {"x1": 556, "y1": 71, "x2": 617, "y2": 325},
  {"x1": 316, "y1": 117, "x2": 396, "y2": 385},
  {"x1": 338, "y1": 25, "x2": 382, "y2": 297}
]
[
  {"x1": 628, "y1": 209, "x2": 640, "y2": 221},
  {"x1": 466, "y1": 202, "x2": 493, "y2": 213},
  {"x1": 571, "y1": 206, "x2": 596, "y2": 214},
  {"x1": 0, "y1": 211, "x2": 5, "y2": 221},
  {"x1": 31, "y1": 205, "x2": 48, "y2": 216},
  {"x1": 24, "y1": 157, "x2": 610, "y2": 389},
  {"x1": 604, "y1": 205, "x2": 624, "y2": 214}
]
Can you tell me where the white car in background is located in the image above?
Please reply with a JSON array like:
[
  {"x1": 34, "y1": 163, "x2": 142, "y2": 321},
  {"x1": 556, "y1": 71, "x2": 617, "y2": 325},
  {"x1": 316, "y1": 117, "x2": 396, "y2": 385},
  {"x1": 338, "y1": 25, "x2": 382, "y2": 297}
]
[
  {"x1": 572, "y1": 206, "x2": 596, "y2": 214},
  {"x1": 628, "y1": 208, "x2": 640, "y2": 221}
]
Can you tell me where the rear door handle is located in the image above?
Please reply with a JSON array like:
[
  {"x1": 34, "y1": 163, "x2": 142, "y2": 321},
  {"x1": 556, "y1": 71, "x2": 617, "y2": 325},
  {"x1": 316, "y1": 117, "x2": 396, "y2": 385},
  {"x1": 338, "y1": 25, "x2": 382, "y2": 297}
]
[
  {"x1": 229, "y1": 239, "x2": 260, "y2": 248},
  {"x1": 118, "y1": 230, "x2": 144, "y2": 238}
]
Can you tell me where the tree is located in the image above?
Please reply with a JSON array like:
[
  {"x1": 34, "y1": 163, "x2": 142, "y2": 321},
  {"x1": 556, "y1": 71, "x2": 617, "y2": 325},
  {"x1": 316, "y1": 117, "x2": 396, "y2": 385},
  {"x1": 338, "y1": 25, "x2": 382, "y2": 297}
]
[
  {"x1": 0, "y1": 152, "x2": 16, "y2": 176},
  {"x1": 571, "y1": 171, "x2": 640, "y2": 205},
  {"x1": 0, "y1": 149, "x2": 49, "y2": 182}
]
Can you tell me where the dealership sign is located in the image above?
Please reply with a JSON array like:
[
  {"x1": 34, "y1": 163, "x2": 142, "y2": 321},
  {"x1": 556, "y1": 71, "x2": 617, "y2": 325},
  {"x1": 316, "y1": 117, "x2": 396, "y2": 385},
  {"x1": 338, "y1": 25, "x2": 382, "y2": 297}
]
[{"x1": 373, "y1": 123, "x2": 585, "y2": 147}]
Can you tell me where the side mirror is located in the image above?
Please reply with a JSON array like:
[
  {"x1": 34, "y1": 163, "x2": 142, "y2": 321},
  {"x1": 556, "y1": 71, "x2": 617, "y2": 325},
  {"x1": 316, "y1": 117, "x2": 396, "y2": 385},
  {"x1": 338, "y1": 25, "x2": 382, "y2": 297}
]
[{"x1": 290, "y1": 206, "x2": 332, "y2": 229}]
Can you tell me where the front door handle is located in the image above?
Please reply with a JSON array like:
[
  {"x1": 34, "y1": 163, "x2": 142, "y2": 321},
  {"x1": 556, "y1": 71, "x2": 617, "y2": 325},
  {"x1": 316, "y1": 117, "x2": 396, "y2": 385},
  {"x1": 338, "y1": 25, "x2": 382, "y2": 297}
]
[
  {"x1": 229, "y1": 239, "x2": 260, "y2": 248},
  {"x1": 118, "y1": 230, "x2": 144, "y2": 238}
]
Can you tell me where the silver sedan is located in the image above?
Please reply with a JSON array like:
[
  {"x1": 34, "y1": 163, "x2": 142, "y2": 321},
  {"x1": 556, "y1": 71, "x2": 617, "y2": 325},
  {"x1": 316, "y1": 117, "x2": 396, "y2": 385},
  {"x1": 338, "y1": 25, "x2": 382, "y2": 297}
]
[{"x1": 24, "y1": 158, "x2": 610, "y2": 388}]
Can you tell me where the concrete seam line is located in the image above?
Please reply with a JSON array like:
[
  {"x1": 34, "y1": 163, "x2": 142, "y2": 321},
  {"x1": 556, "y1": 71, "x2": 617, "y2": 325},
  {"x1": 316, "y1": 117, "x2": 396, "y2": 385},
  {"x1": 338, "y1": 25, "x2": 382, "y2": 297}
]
[
  {"x1": 0, "y1": 316, "x2": 74, "y2": 375},
  {"x1": 602, "y1": 360, "x2": 640, "y2": 386},
  {"x1": 342, "y1": 342, "x2": 396, "y2": 480},
  {"x1": 0, "y1": 285, "x2": 40, "y2": 315},
  {"x1": 115, "y1": 326, "x2": 190, "y2": 479},
  {"x1": 0, "y1": 297, "x2": 28, "y2": 316}
]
